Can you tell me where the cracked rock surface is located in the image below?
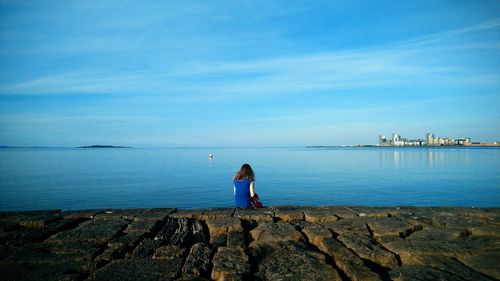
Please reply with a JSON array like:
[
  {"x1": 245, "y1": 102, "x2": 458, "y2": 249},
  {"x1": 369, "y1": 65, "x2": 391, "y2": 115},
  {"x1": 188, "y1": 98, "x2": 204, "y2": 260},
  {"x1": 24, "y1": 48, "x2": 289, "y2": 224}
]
[{"x1": 0, "y1": 206, "x2": 499, "y2": 280}]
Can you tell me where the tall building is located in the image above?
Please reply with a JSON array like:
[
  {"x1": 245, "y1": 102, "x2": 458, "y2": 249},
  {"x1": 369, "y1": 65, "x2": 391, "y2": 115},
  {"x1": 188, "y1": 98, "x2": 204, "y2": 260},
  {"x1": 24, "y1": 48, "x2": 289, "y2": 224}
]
[
  {"x1": 378, "y1": 135, "x2": 388, "y2": 146},
  {"x1": 426, "y1": 133, "x2": 434, "y2": 146},
  {"x1": 392, "y1": 133, "x2": 400, "y2": 146}
]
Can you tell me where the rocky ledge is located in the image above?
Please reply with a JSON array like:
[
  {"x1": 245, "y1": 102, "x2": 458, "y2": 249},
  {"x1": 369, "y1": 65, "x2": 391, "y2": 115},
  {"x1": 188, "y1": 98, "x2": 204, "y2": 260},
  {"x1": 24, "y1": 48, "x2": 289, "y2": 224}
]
[{"x1": 0, "y1": 206, "x2": 499, "y2": 281}]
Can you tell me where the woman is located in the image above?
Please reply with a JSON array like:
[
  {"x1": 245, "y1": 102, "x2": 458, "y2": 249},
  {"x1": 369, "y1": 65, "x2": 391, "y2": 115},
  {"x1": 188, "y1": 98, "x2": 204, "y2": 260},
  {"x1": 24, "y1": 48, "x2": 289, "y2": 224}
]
[{"x1": 233, "y1": 163, "x2": 256, "y2": 208}]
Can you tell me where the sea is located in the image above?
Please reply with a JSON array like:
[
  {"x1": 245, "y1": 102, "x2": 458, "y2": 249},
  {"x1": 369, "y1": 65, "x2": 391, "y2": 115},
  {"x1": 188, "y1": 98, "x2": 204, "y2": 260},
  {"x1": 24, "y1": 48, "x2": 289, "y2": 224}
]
[{"x1": 0, "y1": 147, "x2": 499, "y2": 211}]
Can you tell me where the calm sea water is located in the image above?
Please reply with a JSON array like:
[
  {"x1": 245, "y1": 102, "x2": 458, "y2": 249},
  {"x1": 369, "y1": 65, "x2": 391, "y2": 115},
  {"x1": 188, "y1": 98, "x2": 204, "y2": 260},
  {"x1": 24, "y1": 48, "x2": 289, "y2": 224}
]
[{"x1": 0, "y1": 147, "x2": 499, "y2": 211}]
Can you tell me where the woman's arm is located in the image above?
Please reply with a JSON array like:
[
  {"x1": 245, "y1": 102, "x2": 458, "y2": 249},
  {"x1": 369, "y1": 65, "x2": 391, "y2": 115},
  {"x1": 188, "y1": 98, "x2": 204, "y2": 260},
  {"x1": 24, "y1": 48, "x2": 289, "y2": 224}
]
[{"x1": 249, "y1": 181, "x2": 255, "y2": 197}]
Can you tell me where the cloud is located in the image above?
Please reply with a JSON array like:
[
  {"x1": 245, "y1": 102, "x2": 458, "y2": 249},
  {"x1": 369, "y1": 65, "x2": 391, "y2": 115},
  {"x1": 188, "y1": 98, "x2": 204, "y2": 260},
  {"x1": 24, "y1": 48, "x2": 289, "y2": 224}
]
[
  {"x1": 391, "y1": 18, "x2": 500, "y2": 48},
  {"x1": 0, "y1": 71, "x2": 147, "y2": 94},
  {"x1": 1, "y1": 18, "x2": 499, "y2": 97}
]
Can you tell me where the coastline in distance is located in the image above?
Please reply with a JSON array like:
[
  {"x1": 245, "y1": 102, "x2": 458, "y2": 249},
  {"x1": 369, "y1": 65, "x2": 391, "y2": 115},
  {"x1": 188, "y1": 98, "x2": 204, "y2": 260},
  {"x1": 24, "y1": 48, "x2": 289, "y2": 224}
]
[{"x1": 76, "y1": 145, "x2": 132, "y2": 149}]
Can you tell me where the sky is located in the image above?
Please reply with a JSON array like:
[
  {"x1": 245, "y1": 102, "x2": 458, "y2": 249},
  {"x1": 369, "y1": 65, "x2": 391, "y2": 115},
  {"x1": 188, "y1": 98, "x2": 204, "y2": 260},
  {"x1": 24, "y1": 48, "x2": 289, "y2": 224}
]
[{"x1": 0, "y1": 1, "x2": 499, "y2": 147}]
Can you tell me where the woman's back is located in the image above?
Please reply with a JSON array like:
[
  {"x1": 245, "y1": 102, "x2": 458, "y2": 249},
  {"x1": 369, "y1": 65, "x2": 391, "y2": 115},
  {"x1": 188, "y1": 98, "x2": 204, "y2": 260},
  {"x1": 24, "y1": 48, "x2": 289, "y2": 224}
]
[{"x1": 234, "y1": 178, "x2": 252, "y2": 208}]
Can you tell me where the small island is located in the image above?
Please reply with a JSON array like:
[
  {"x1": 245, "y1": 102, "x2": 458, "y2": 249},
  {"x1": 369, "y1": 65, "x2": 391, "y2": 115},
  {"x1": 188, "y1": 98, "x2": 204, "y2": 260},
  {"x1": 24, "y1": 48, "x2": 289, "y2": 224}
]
[{"x1": 76, "y1": 145, "x2": 132, "y2": 149}]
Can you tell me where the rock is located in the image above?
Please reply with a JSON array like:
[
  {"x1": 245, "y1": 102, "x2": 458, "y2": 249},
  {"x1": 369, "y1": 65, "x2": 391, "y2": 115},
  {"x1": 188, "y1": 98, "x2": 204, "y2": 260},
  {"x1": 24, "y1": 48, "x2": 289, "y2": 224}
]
[
  {"x1": 0, "y1": 244, "x2": 94, "y2": 280},
  {"x1": 191, "y1": 219, "x2": 208, "y2": 244},
  {"x1": 0, "y1": 244, "x2": 11, "y2": 259},
  {"x1": 272, "y1": 206, "x2": 305, "y2": 221},
  {"x1": 390, "y1": 264, "x2": 471, "y2": 281},
  {"x1": 227, "y1": 231, "x2": 245, "y2": 250},
  {"x1": 0, "y1": 210, "x2": 61, "y2": 229},
  {"x1": 337, "y1": 232, "x2": 399, "y2": 269},
  {"x1": 211, "y1": 247, "x2": 250, "y2": 281},
  {"x1": 384, "y1": 237, "x2": 465, "y2": 264},
  {"x1": 315, "y1": 237, "x2": 382, "y2": 281},
  {"x1": 89, "y1": 259, "x2": 183, "y2": 281},
  {"x1": 380, "y1": 234, "x2": 488, "y2": 265},
  {"x1": 153, "y1": 217, "x2": 176, "y2": 242},
  {"x1": 382, "y1": 232, "x2": 500, "y2": 280},
  {"x1": 425, "y1": 211, "x2": 486, "y2": 228},
  {"x1": 297, "y1": 221, "x2": 333, "y2": 246},
  {"x1": 175, "y1": 277, "x2": 211, "y2": 281},
  {"x1": 405, "y1": 255, "x2": 494, "y2": 281},
  {"x1": 452, "y1": 235, "x2": 500, "y2": 253},
  {"x1": 0, "y1": 219, "x2": 80, "y2": 246},
  {"x1": 0, "y1": 262, "x2": 83, "y2": 281},
  {"x1": 347, "y1": 206, "x2": 402, "y2": 218},
  {"x1": 395, "y1": 207, "x2": 484, "y2": 229},
  {"x1": 302, "y1": 206, "x2": 345, "y2": 222},
  {"x1": 95, "y1": 244, "x2": 129, "y2": 263},
  {"x1": 155, "y1": 218, "x2": 208, "y2": 247},
  {"x1": 133, "y1": 208, "x2": 175, "y2": 222},
  {"x1": 0, "y1": 219, "x2": 19, "y2": 234},
  {"x1": 0, "y1": 261, "x2": 25, "y2": 281},
  {"x1": 405, "y1": 226, "x2": 469, "y2": 241},
  {"x1": 366, "y1": 217, "x2": 423, "y2": 238},
  {"x1": 130, "y1": 238, "x2": 162, "y2": 259},
  {"x1": 18, "y1": 213, "x2": 61, "y2": 228},
  {"x1": 456, "y1": 250, "x2": 500, "y2": 280},
  {"x1": 466, "y1": 208, "x2": 500, "y2": 219},
  {"x1": 94, "y1": 209, "x2": 144, "y2": 220},
  {"x1": 202, "y1": 208, "x2": 235, "y2": 220},
  {"x1": 377, "y1": 236, "x2": 416, "y2": 264},
  {"x1": 108, "y1": 232, "x2": 144, "y2": 248},
  {"x1": 1, "y1": 206, "x2": 499, "y2": 281},
  {"x1": 321, "y1": 218, "x2": 371, "y2": 237},
  {"x1": 205, "y1": 217, "x2": 243, "y2": 237},
  {"x1": 124, "y1": 220, "x2": 160, "y2": 233},
  {"x1": 3, "y1": 242, "x2": 97, "y2": 266},
  {"x1": 0, "y1": 210, "x2": 61, "y2": 217},
  {"x1": 210, "y1": 234, "x2": 227, "y2": 248},
  {"x1": 43, "y1": 241, "x2": 100, "y2": 263},
  {"x1": 61, "y1": 209, "x2": 105, "y2": 220},
  {"x1": 205, "y1": 217, "x2": 243, "y2": 246},
  {"x1": 234, "y1": 208, "x2": 274, "y2": 222},
  {"x1": 468, "y1": 224, "x2": 500, "y2": 237},
  {"x1": 182, "y1": 242, "x2": 212, "y2": 277},
  {"x1": 47, "y1": 219, "x2": 127, "y2": 245},
  {"x1": 153, "y1": 245, "x2": 187, "y2": 260},
  {"x1": 251, "y1": 240, "x2": 341, "y2": 281},
  {"x1": 249, "y1": 222, "x2": 304, "y2": 246},
  {"x1": 169, "y1": 210, "x2": 206, "y2": 220}
]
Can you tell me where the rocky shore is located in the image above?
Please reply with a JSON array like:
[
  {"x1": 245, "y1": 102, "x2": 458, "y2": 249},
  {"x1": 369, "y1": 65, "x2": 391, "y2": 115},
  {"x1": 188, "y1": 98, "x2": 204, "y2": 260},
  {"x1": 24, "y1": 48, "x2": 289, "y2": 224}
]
[{"x1": 1, "y1": 206, "x2": 499, "y2": 281}]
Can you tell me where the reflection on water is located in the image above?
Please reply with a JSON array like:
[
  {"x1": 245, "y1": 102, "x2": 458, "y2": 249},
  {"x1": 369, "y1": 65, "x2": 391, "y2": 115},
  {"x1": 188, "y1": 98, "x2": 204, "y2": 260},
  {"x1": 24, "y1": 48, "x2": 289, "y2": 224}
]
[{"x1": 379, "y1": 148, "x2": 471, "y2": 169}]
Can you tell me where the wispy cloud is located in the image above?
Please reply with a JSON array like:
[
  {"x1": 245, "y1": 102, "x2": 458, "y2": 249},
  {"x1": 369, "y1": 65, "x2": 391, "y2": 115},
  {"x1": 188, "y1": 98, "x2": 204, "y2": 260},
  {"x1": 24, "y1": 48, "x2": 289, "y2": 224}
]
[
  {"x1": 1, "y1": 18, "x2": 499, "y2": 97},
  {"x1": 0, "y1": 72, "x2": 147, "y2": 94},
  {"x1": 391, "y1": 18, "x2": 500, "y2": 48}
]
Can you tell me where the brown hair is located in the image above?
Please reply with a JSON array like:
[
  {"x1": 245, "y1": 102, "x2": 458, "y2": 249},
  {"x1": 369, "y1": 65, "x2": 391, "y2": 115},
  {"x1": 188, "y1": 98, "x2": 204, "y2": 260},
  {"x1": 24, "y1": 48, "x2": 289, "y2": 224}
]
[{"x1": 234, "y1": 163, "x2": 255, "y2": 181}]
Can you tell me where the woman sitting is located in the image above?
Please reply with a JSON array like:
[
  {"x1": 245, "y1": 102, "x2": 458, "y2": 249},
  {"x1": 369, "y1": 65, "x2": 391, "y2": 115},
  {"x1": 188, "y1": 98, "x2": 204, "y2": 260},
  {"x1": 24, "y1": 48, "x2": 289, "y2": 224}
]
[{"x1": 233, "y1": 163, "x2": 256, "y2": 209}]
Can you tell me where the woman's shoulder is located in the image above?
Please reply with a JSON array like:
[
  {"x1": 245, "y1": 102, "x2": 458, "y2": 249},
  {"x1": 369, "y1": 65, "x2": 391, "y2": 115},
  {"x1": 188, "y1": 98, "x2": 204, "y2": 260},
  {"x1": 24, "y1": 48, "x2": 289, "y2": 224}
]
[{"x1": 234, "y1": 178, "x2": 253, "y2": 183}]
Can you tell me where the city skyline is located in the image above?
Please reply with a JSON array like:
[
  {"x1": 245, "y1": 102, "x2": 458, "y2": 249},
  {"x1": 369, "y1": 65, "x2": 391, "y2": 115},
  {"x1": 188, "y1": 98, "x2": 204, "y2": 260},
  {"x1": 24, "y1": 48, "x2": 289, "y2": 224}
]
[
  {"x1": 378, "y1": 132, "x2": 474, "y2": 147},
  {"x1": 1, "y1": 1, "x2": 500, "y2": 147}
]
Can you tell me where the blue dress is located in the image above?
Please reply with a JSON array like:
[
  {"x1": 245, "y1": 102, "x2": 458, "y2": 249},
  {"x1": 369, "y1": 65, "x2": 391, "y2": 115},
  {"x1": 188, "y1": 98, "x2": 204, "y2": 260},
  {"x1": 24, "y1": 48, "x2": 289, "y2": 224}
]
[{"x1": 234, "y1": 179, "x2": 253, "y2": 208}]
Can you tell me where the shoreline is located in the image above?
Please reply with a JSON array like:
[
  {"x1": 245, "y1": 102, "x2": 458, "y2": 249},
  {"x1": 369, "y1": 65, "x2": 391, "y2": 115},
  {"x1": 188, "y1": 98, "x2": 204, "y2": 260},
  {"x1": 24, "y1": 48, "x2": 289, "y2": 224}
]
[
  {"x1": 3, "y1": 204, "x2": 500, "y2": 213},
  {"x1": 1, "y1": 205, "x2": 499, "y2": 280},
  {"x1": 308, "y1": 145, "x2": 500, "y2": 148}
]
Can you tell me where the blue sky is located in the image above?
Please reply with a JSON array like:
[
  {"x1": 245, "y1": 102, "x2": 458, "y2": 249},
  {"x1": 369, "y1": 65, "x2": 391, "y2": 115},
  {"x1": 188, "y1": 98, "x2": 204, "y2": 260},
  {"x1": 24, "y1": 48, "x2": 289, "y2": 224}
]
[{"x1": 0, "y1": 1, "x2": 499, "y2": 147}]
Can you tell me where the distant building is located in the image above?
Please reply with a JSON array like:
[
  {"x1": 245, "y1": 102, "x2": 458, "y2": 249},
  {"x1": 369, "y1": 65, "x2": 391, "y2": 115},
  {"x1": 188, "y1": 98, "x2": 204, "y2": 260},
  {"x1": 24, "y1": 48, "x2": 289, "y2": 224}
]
[
  {"x1": 426, "y1": 133, "x2": 434, "y2": 146},
  {"x1": 457, "y1": 138, "x2": 472, "y2": 145},
  {"x1": 378, "y1": 132, "x2": 472, "y2": 147},
  {"x1": 392, "y1": 133, "x2": 401, "y2": 146},
  {"x1": 378, "y1": 135, "x2": 389, "y2": 146}
]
